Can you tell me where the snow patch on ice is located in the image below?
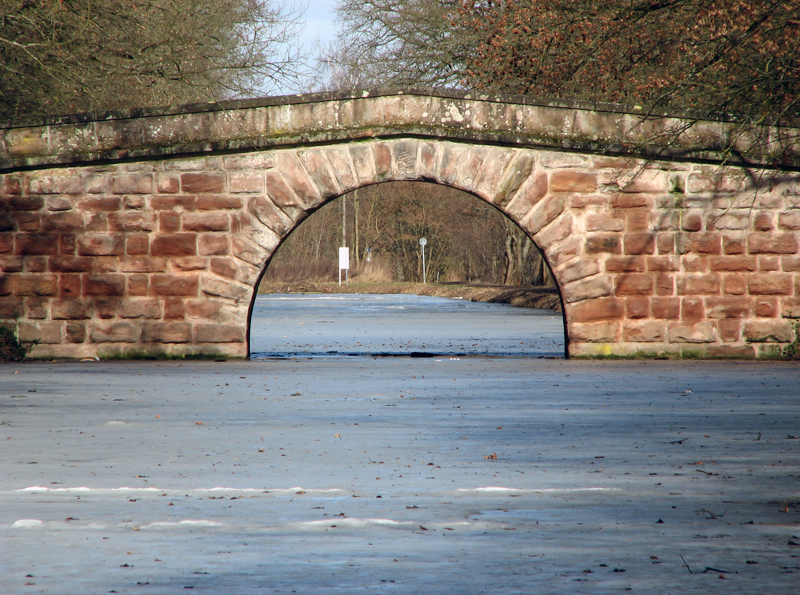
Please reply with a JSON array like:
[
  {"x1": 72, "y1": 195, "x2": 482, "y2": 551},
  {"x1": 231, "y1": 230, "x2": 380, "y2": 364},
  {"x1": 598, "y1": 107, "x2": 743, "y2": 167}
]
[
  {"x1": 299, "y1": 517, "x2": 414, "y2": 530},
  {"x1": 104, "y1": 421, "x2": 130, "y2": 426},
  {"x1": 13, "y1": 519, "x2": 43, "y2": 528}
]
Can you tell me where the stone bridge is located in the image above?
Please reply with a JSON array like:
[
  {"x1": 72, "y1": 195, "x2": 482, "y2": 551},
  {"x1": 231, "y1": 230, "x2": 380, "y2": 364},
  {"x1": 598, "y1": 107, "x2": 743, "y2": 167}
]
[{"x1": 1, "y1": 89, "x2": 799, "y2": 359}]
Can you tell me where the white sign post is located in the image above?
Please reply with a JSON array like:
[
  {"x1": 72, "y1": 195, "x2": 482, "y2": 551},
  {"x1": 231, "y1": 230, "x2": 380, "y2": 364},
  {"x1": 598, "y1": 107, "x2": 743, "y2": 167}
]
[
  {"x1": 419, "y1": 238, "x2": 427, "y2": 284},
  {"x1": 338, "y1": 246, "x2": 350, "y2": 286}
]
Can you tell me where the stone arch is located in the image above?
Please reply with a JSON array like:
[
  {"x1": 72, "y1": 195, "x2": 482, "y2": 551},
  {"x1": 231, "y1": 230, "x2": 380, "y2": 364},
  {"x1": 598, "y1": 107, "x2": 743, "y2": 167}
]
[{"x1": 236, "y1": 139, "x2": 576, "y2": 358}]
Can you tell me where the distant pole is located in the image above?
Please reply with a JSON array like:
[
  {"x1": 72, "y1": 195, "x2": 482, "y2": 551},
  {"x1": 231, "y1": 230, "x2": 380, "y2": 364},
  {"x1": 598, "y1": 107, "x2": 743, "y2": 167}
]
[{"x1": 419, "y1": 237, "x2": 427, "y2": 284}]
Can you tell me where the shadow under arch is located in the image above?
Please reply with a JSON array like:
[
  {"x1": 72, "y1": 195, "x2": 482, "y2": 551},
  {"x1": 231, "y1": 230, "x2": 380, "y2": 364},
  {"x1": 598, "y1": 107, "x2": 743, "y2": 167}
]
[{"x1": 245, "y1": 179, "x2": 568, "y2": 358}]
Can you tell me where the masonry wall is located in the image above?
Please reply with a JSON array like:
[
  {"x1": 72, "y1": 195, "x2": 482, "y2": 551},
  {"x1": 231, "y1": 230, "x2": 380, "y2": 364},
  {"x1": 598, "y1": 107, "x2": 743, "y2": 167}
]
[{"x1": 1, "y1": 92, "x2": 799, "y2": 359}]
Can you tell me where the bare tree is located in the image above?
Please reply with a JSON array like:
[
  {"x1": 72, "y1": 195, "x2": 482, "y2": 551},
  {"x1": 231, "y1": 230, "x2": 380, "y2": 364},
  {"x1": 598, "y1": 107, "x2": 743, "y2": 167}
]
[
  {"x1": 315, "y1": 0, "x2": 469, "y2": 90},
  {"x1": 0, "y1": 0, "x2": 306, "y2": 121}
]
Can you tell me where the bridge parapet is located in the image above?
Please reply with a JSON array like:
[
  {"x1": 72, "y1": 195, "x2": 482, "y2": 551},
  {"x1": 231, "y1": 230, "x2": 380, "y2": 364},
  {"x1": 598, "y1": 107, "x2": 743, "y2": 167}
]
[{"x1": 1, "y1": 91, "x2": 799, "y2": 358}]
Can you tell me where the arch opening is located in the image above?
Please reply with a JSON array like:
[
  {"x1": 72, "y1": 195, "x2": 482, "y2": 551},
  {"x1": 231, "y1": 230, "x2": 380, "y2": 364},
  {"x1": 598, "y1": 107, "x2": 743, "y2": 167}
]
[{"x1": 247, "y1": 181, "x2": 567, "y2": 359}]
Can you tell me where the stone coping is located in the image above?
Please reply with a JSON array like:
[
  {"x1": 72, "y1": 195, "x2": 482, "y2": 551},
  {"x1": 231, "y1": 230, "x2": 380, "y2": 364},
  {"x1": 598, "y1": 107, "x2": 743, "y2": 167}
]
[{"x1": 2, "y1": 89, "x2": 798, "y2": 173}]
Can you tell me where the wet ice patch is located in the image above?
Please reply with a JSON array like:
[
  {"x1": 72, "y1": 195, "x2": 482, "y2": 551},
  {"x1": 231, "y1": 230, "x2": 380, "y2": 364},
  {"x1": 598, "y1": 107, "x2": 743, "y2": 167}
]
[
  {"x1": 144, "y1": 520, "x2": 224, "y2": 529},
  {"x1": 461, "y1": 487, "x2": 620, "y2": 493},
  {"x1": 15, "y1": 486, "x2": 345, "y2": 496}
]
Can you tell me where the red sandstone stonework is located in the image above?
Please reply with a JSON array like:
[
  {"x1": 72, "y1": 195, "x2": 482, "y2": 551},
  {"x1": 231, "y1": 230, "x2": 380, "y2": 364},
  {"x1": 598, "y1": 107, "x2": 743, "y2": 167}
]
[{"x1": 1, "y1": 93, "x2": 799, "y2": 358}]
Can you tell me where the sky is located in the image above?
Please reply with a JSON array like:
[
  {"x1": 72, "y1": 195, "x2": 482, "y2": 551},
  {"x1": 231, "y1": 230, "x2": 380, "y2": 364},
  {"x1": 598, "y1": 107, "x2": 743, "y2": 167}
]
[{"x1": 300, "y1": 0, "x2": 339, "y2": 56}]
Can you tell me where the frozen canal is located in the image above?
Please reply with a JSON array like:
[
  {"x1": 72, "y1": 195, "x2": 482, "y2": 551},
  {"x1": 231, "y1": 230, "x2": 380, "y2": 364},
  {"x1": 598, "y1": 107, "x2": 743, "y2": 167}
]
[
  {"x1": 249, "y1": 293, "x2": 565, "y2": 357},
  {"x1": 1, "y1": 355, "x2": 799, "y2": 594}
]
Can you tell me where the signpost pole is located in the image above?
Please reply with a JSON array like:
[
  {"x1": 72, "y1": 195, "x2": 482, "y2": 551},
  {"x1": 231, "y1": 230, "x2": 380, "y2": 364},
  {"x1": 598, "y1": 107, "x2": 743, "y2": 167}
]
[{"x1": 419, "y1": 238, "x2": 427, "y2": 284}]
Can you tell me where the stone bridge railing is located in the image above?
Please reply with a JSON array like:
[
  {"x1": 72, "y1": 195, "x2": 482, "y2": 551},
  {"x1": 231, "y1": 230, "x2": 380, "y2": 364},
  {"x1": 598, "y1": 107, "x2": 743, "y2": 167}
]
[{"x1": 1, "y1": 89, "x2": 799, "y2": 358}]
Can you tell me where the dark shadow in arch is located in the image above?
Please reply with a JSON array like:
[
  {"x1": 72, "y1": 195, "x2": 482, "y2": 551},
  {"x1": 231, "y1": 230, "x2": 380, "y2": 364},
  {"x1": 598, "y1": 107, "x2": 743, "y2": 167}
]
[{"x1": 246, "y1": 181, "x2": 568, "y2": 358}]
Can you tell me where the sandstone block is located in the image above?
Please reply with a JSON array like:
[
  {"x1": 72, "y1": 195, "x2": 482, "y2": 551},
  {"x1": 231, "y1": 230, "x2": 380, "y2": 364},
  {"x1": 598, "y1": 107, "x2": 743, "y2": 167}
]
[
  {"x1": 615, "y1": 274, "x2": 653, "y2": 296},
  {"x1": 706, "y1": 297, "x2": 753, "y2": 318},
  {"x1": 781, "y1": 298, "x2": 800, "y2": 318},
  {"x1": 110, "y1": 174, "x2": 153, "y2": 194},
  {"x1": 151, "y1": 195, "x2": 196, "y2": 211},
  {"x1": 17, "y1": 274, "x2": 58, "y2": 296},
  {"x1": 194, "y1": 324, "x2": 245, "y2": 343},
  {"x1": 0, "y1": 297, "x2": 23, "y2": 317},
  {"x1": 571, "y1": 321, "x2": 620, "y2": 342},
  {"x1": 196, "y1": 195, "x2": 242, "y2": 210},
  {"x1": 755, "y1": 297, "x2": 778, "y2": 318},
  {"x1": 126, "y1": 234, "x2": 149, "y2": 256},
  {"x1": 505, "y1": 173, "x2": 547, "y2": 220},
  {"x1": 49, "y1": 257, "x2": 93, "y2": 273},
  {"x1": 120, "y1": 298, "x2": 162, "y2": 319},
  {"x1": 586, "y1": 213, "x2": 624, "y2": 232},
  {"x1": 623, "y1": 320, "x2": 665, "y2": 342},
  {"x1": 59, "y1": 274, "x2": 81, "y2": 298},
  {"x1": 29, "y1": 173, "x2": 81, "y2": 195},
  {"x1": 651, "y1": 297, "x2": 680, "y2": 319},
  {"x1": 120, "y1": 257, "x2": 166, "y2": 273},
  {"x1": 556, "y1": 259, "x2": 600, "y2": 285},
  {"x1": 65, "y1": 321, "x2": 86, "y2": 343},
  {"x1": 16, "y1": 234, "x2": 59, "y2": 256},
  {"x1": 183, "y1": 212, "x2": 229, "y2": 232},
  {"x1": 623, "y1": 233, "x2": 655, "y2": 255},
  {"x1": 229, "y1": 172, "x2": 265, "y2": 194},
  {"x1": 152, "y1": 275, "x2": 199, "y2": 296},
  {"x1": 562, "y1": 275, "x2": 613, "y2": 304},
  {"x1": 605, "y1": 256, "x2": 644, "y2": 273},
  {"x1": 198, "y1": 234, "x2": 230, "y2": 256},
  {"x1": 151, "y1": 234, "x2": 196, "y2": 256},
  {"x1": 201, "y1": 277, "x2": 250, "y2": 302},
  {"x1": 723, "y1": 274, "x2": 746, "y2": 295},
  {"x1": 743, "y1": 320, "x2": 794, "y2": 343},
  {"x1": 568, "y1": 297, "x2": 624, "y2": 322},
  {"x1": 181, "y1": 173, "x2": 225, "y2": 194},
  {"x1": 108, "y1": 212, "x2": 156, "y2": 232},
  {"x1": 89, "y1": 321, "x2": 138, "y2": 343},
  {"x1": 748, "y1": 233, "x2": 798, "y2": 254},
  {"x1": 173, "y1": 257, "x2": 207, "y2": 271},
  {"x1": 611, "y1": 194, "x2": 652, "y2": 209},
  {"x1": 748, "y1": 274, "x2": 792, "y2": 295},
  {"x1": 709, "y1": 256, "x2": 756, "y2": 272},
  {"x1": 83, "y1": 274, "x2": 125, "y2": 296},
  {"x1": 78, "y1": 234, "x2": 124, "y2": 256},
  {"x1": 156, "y1": 174, "x2": 180, "y2": 194},
  {"x1": 0, "y1": 234, "x2": 13, "y2": 254},
  {"x1": 647, "y1": 256, "x2": 679, "y2": 272},
  {"x1": 718, "y1": 319, "x2": 741, "y2": 342},
  {"x1": 298, "y1": 149, "x2": 340, "y2": 197},
  {"x1": 78, "y1": 197, "x2": 121, "y2": 212},
  {"x1": 126, "y1": 274, "x2": 147, "y2": 296},
  {"x1": 681, "y1": 296, "x2": 705, "y2": 320},
  {"x1": 18, "y1": 321, "x2": 62, "y2": 344},
  {"x1": 276, "y1": 152, "x2": 322, "y2": 208},
  {"x1": 142, "y1": 322, "x2": 191, "y2": 343},
  {"x1": 585, "y1": 234, "x2": 621, "y2": 254},
  {"x1": 550, "y1": 171, "x2": 596, "y2": 193},
  {"x1": 668, "y1": 322, "x2": 717, "y2": 343},
  {"x1": 24, "y1": 297, "x2": 48, "y2": 319},
  {"x1": 51, "y1": 299, "x2": 92, "y2": 320},
  {"x1": 0, "y1": 255, "x2": 23, "y2": 272},
  {"x1": 524, "y1": 196, "x2": 567, "y2": 238},
  {"x1": 626, "y1": 297, "x2": 650, "y2": 319},
  {"x1": 677, "y1": 274, "x2": 721, "y2": 295}
]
